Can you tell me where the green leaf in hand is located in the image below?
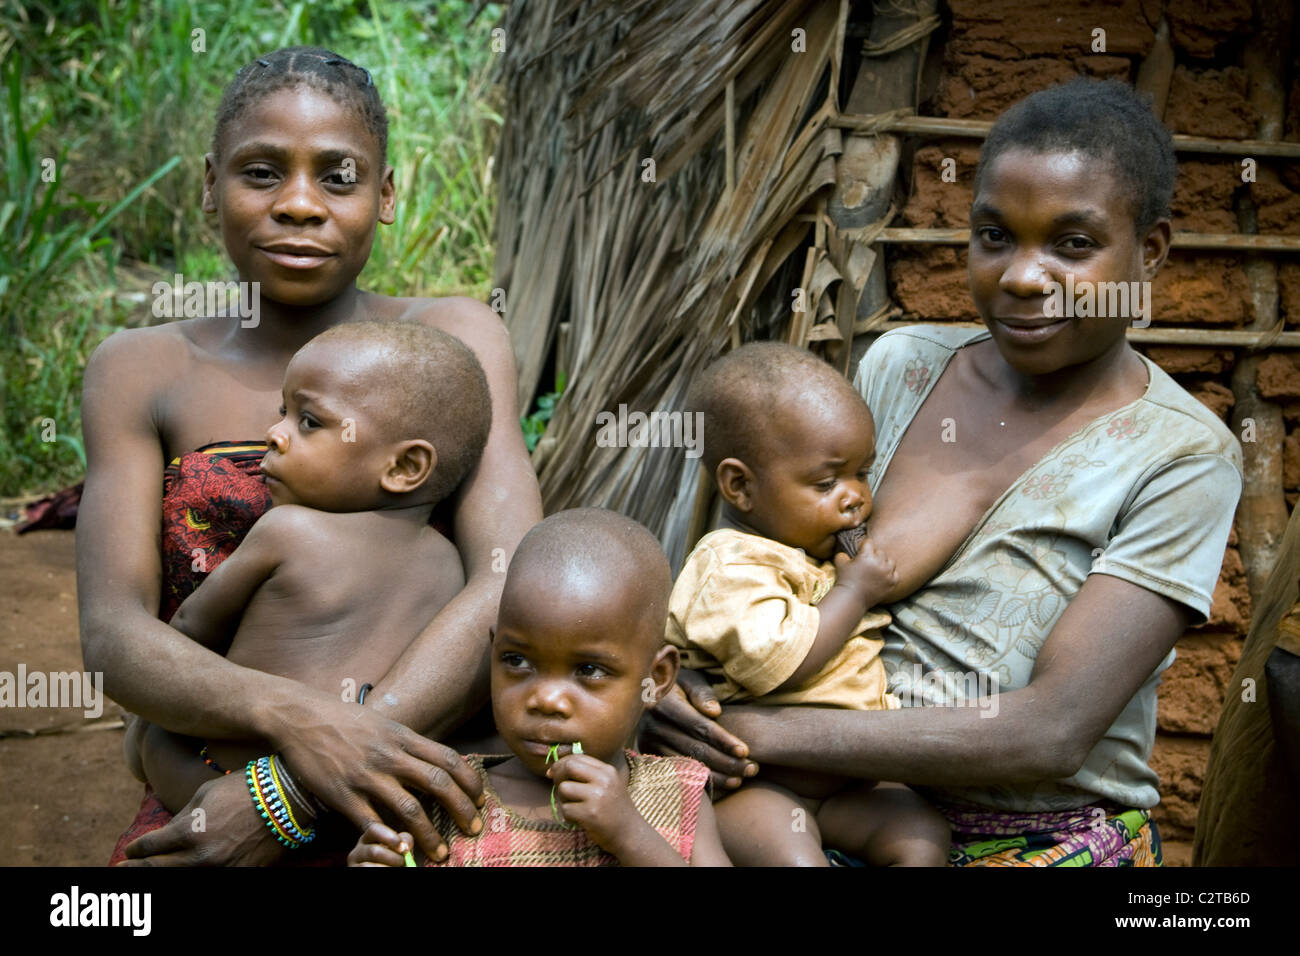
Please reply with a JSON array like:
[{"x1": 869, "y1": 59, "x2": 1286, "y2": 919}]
[{"x1": 546, "y1": 742, "x2": 583, "y2": 825}]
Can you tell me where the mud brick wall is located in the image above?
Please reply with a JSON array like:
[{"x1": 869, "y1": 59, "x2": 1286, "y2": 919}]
[{"x1": 886, "y1": 0, "x2": 1299, "y2": 858}]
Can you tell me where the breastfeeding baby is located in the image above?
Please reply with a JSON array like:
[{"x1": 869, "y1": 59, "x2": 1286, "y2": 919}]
[{"x1": 668, "y1": 342, "x2": 951, "y2": 866}]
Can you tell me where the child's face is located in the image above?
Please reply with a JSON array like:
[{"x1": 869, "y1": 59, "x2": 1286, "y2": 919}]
[
  {"x1": 490, "y1": 581, "x2": 676, "y2": 778},
  {"x1": 260, "y1": 340, "x2": 396, "y2": 510},
  {"x1": 204, "y1": 86, "x2": 395, "y2": 308},
  {"x1": 968, "y1": 148, "x2": 1168, "y2": 377},
  {"x1": 740, "y1": 399, "x2": 875, "y2": 561}
]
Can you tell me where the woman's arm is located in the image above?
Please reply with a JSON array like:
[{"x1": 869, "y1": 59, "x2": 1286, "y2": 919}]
[
  {"x1": 77, "y1": 329, "x2": 296, "y2": 739},
  {"x1": 366, "y1": 300, "x2": 543, "y2": 738},
  {"x1": 717, "y1": 574, "x2": 1195, "y2": 784}
]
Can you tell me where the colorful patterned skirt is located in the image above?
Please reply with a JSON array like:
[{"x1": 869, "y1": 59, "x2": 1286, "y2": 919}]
[{"x1": 944, "y1": 804, "x2": 1162, "y2": 867}]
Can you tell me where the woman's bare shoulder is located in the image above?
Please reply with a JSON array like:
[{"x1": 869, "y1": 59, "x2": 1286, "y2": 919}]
[
  {"x1": 387, "y1": 295, "x2": 512, "y2": 358},
  {"x1": 87, "y1": 319, "x2": 204, "y2": 380},
  {"x1": 79, "y1": 325, "x2": 214, "y2": 475}
]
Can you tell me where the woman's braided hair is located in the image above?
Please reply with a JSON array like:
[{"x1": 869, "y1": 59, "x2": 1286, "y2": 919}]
[{"x1": 212, "y1": 46, "x2": 388, "y2": 161}]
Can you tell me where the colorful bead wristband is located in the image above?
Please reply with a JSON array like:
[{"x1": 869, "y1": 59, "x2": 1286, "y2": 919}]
[
  {"x1": 246, "y1": 755, "x2": 317, "y2": 848},
  {"x1": 200, "y1": 744, "x2": 231, "y2": 776},
  {"x1": 274, "y1": 755, "x2": 322, "y2": 822}
]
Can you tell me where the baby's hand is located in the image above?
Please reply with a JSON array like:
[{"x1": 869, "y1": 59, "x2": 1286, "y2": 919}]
[
  {"x1": 547, "y1": 754, "x2": 642, "y2": 854},
  {"x1": 833, "y1": 537, "x2": 898, "y2": 606},
  {"x1": 348, "y1": 821, "x2": 419, "y2": 867}
]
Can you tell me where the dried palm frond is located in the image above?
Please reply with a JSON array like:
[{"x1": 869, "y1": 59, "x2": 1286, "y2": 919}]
[{"x1": 493, "y1": 0, "x2": 872, "y2": 567}]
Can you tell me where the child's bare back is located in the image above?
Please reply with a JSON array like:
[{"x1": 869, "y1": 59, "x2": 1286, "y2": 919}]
[{"x1": 176, "y1": 505, "x2": 463, "y2": 775}]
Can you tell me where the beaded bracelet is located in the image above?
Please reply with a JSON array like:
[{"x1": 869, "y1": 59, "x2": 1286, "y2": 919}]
[
  {"x1": 267, "y1": 754, "x2": 315, "y2": 836},
  {"x1": 273, "y1": 755, "x2": 322, "y2": 822},
  {"x1": 246, "y1": 756, "x2": 316, "y2": 848}
]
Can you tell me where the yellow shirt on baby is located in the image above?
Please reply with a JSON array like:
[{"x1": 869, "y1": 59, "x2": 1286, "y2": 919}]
[{"x1": 666, "y1": 528, "x2": 899, "y2": 710}]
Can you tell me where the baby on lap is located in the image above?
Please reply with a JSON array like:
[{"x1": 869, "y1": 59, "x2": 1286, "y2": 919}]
[
  {"x1": 668, "y1": 342, "x2": 950, "y2": 866},
  {"x1": 134, "y1": 320, "x2": 489, "y2": 834}
]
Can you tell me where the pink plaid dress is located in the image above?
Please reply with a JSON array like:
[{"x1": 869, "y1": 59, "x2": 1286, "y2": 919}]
[{"x1": 426, "y1": 752, "x2": 709, "y2": 866}]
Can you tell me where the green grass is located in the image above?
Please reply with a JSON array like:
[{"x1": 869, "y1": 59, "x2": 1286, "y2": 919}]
[
  {"x1": 521, "y1": 371, "x2": 565, "y2": 454},
  {"x1": 0, "y1": 0, "x2": 503, "y2": 497}
]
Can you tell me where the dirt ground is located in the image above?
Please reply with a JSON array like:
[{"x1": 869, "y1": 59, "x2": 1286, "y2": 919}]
[
  {"x1": 0, "y1": 526, "x2": 1194, "y2": 866},
  {"x1": 0, "y1": 529, "x2": 143, "y2": 865}
]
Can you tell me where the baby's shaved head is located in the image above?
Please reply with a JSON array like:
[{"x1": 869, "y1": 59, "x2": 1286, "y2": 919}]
[
  {"x1": 688, "y1": 341, "x2": 871, "y2": 474},
  {"x1": 501, "y1": 509, "x2": 672, "y2": 657},
  {"x1": 298, "y1": 320, "x2": 491, "y2": 503}
]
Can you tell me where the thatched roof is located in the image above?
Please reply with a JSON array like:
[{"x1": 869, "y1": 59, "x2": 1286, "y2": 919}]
[{"x1": 493, "y1": 0, "x2": 877, "y2": 568}]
